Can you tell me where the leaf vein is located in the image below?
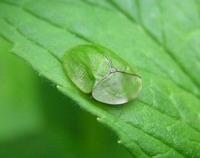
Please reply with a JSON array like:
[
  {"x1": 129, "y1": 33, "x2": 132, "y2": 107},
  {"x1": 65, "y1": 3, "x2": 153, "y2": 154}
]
[
  {"x1": 125, "y1": 121, "x2": 185, "y2": 157},
  {"x1": 107, "y1": 0, "x2": 200, "y2": 93},
  {"x1": 2, "y1": 0, "x2": 200, "y2": 99}
]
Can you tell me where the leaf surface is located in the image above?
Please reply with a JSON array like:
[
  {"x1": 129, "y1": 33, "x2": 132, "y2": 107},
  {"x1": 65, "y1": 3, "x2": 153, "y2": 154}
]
[{"x1": 0, "y1": 0, "x2": 200, "y2": 157}]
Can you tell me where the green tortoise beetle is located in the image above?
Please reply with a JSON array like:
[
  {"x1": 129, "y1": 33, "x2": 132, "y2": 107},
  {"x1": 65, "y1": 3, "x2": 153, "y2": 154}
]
[{"x1": 62, "y1": 45, "x2": 142, "y2": 105}]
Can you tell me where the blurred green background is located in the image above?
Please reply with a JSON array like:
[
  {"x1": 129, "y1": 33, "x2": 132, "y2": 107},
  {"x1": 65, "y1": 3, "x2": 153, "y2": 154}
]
[{"x1": 0, "y1": 37, "x2": 132, "y2": 158}]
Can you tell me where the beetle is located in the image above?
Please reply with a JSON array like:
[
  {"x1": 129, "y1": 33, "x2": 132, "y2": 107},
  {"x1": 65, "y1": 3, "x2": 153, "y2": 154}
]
[{"x1": 62, "y1": 45, "x2": 142, "y2": 105}]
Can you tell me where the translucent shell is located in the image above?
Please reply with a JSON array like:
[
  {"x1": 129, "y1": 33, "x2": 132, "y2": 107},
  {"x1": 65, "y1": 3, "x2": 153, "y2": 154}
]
[
  {"x1": 63, "y1": 45, "x2": 142, "y2": 105},
  {"x1": 92, "y1": 71, "x2": 142, "y2": 105}
]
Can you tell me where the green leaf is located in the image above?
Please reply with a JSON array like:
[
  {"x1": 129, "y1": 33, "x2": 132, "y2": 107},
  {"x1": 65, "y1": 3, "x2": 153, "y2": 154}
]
[
  {"x1": 0, "y1": 0, "x2": 200, "y2": 157},
  {"x1": 0, "y1": 37, "x2": 132, "y2": 158}
]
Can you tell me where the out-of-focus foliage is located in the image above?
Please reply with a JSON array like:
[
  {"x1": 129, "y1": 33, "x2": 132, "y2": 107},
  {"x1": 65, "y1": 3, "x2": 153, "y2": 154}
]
[{"x1": 0, "y1": 37, "x2": 131, "y2": 158}]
